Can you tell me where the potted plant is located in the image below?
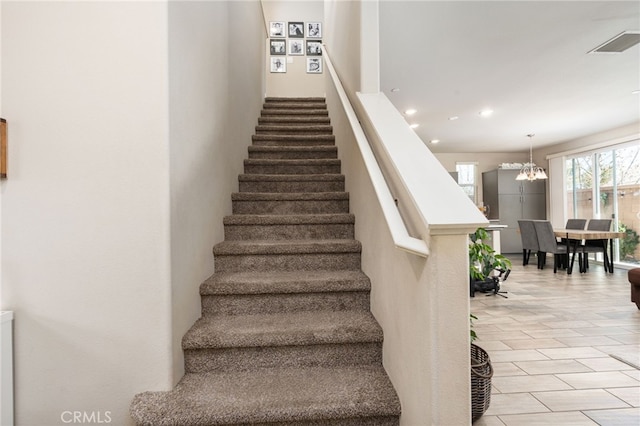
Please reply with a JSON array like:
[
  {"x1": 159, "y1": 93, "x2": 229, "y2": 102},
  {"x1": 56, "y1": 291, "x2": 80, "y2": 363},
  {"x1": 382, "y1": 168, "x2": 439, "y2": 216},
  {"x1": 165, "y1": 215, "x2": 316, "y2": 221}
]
[
  {"x1": 469, "y1": 227, "x2": 512, "y2": 297},
  {"x1": 470, "y1": 313, "x2": 493, "y2": 422}
]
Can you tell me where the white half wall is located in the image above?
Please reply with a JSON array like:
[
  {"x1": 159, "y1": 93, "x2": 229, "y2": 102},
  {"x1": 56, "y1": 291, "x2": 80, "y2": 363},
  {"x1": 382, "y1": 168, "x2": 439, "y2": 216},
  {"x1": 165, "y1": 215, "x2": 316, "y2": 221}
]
[{"x1": 1, "y1": 2, "x2": 171, "y2": 425}]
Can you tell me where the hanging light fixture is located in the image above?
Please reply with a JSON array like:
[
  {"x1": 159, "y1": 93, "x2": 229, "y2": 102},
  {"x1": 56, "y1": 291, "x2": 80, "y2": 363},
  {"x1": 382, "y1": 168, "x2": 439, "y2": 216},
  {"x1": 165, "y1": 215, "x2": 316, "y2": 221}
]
[{"x1": 516, "y1": 134, "x2": 547, "y2": 181}]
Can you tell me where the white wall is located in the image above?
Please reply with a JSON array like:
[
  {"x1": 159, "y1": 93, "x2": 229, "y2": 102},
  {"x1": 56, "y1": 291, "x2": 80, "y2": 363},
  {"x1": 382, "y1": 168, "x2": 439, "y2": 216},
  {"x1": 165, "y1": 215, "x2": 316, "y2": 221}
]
[
  {"x1": 435, "y1": 152, "x2": 529, "y2": 203},
  {"x1": 168, "y1": 0, "x2": 264, "y2": 383},
  {"x1": 263, "y1": 0, "x2": 324, "y2": 97},
  {"x1": 1, "y1": 2, "x2": 172, "y2": 425}
]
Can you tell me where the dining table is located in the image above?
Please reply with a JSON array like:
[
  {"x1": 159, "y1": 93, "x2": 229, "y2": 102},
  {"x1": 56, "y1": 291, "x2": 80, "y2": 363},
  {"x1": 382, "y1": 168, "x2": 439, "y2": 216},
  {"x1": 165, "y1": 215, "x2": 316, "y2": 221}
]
[{"x1": 554, "y1": 229, "x2": 625, "y2": 274}]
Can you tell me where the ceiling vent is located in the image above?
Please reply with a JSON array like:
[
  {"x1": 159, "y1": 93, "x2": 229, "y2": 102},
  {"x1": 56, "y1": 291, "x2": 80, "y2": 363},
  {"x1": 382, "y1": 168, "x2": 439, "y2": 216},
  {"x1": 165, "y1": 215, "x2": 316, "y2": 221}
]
[{"x1": 589, "y1": 31, "x2": 640, "y2": 53}]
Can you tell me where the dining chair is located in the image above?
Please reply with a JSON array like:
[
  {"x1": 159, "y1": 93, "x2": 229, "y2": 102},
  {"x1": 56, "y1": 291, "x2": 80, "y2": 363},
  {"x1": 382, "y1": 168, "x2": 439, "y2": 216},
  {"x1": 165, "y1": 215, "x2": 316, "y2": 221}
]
[
  {"x1": 533, "y1": 220, "x2": 569, "y2": 273},
  {"x1": 518, "y1": 220, "x2": 541, "y2": 268},
  {"x1": 582, "y1": 219, "x2": 612, "y2": 271},
  {"x1": 564, "y1": 219, "x2": 587, "y2": 270}
]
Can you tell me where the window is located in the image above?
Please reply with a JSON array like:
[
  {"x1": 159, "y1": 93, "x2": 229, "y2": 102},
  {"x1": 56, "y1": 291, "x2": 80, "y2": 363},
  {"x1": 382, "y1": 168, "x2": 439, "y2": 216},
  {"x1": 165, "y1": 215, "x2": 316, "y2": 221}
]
[{"x1": 456, "y1": 162, "x2": 478, "y2": 204}]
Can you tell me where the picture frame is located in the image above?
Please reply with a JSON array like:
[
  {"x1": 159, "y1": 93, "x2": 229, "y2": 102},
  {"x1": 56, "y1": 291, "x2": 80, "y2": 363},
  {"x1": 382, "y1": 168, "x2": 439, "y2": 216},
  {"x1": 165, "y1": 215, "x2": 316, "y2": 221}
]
[
  {"x1": 306, "y1": 40, "x2": 322, "y2": 56},
  {"x1": 306, "y1": 22, "x2": 322, "y2": 38},
  {"x1": 270, "y1": 57, "x2": 287, "y2": 73},
  {"x1": 288, "y1": 22, "x2": 304, "y2": 38},
  {"x1": 306, "y1": 57, "x2": 323, "y2": 74},
  {"x1": 270, "y1": 39, "x2": 286, "y2": 55},
  {"x1": 288, "y1": 39, "x2": 304, "y2": 56},
  {"x1": 269, "y1": 21, "x2": 285, "y2": 37}
]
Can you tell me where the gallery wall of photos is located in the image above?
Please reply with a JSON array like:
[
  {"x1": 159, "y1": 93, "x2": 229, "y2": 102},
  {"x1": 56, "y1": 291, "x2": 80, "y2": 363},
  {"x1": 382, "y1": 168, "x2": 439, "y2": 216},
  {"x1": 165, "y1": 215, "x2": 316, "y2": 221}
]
[{"x1": 269, "y1": 21, "x2": 323, "y2": 74}]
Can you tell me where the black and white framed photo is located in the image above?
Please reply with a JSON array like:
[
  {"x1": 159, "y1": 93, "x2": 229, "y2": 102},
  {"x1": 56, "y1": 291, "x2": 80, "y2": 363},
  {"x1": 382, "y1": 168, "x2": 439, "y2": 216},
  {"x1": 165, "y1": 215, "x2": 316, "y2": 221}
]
[
  {"x1": 306, "y1": 22, "x2": 322, "y2": 38},
  {"x1": 288, "y1": 21, "x2": 304, "y2": 38},
  {"x1": 270, "y1": 57, "x2": 287, "y2": 73},
  {"x1": 288, "y1": 39, "x2": 304, "y2": 55},
  {"x1": 306, "y1": 57, "x2": 322, "y2": 74},
  {"x1": 306, "y1": 40, "x2": 322, "y2": 56},
  {"x1": 269, "y1": 21, "x2": 285, "y2": 37},
  {"x1": 270, "y1": 39, "x2": 286, "y2": 55}
]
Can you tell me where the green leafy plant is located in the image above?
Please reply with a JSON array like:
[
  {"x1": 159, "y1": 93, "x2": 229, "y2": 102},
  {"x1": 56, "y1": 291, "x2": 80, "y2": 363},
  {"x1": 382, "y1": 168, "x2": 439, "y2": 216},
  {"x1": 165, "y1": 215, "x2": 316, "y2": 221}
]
[
  {"x1": 619, "y1": 222, "x2": 639, "y2": 261},
  {"x1": 469, "y1": 227, "x2": 512, "y2": 281},
  {"x1": 470, "y1": 313, "x2": 478, "y2": 342}
]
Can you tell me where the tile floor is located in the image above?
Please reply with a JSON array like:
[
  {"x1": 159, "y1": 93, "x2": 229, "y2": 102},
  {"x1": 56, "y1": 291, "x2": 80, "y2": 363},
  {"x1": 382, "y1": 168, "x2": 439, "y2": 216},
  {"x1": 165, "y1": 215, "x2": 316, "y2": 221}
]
[{"x1": 471, "y1": 254, "x2": 640, "y2": 426}]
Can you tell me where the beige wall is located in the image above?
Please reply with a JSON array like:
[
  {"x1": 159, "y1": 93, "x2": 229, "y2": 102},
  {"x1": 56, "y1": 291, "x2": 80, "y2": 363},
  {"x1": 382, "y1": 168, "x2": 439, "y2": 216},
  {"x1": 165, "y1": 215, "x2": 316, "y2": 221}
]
[
  {"x1": 263, "y1": 0, "x2": 324, "y2": 97},
  {"x1": 1, "y1": 3, "x2": 171, "y2": 425},
  {"x1": 168, "y1": 0, "x2": 264, "y2": 384},
  {"x1": 1, "y1": 1, "x2": 265, "y2": 424}
]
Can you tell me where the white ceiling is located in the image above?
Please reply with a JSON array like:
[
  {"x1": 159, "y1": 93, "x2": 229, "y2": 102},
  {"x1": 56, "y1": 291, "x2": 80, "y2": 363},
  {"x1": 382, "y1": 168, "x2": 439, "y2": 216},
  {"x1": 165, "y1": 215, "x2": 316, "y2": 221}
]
[{"x1": 379, "y1": 1, "x2": 640, "y2": 153}]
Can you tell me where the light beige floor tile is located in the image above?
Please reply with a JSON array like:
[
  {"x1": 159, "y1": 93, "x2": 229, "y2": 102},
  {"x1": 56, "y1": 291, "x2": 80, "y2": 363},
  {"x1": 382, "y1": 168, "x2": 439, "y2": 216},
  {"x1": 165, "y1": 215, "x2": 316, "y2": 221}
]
[
  {"x1": 491, "y1": 362, "x2": 528, "y2": 377},
  {"x1": 489, "y1": 349, "x2": 550, "y2": 363},
  {"x1": 606, "y1": 387, "x2": 640, "y2": 407},
  {"x1": 583, "y1": 407, "x2": 640, "y2": 426},
  {"x1": 495, "y1": 322, "x2": 551, "y2": 332},
  {"x1": 498, "y1": 411, "x2": 598, "y2": 426},
  {"x1": 622, "y1": 370, "x2": 640, "y2": 381},
  {"x1": 492, "y1": 375, "x2": 573, "y2": 393},
  {"x1": 537, "y1": 347, "x2": 608, "y2": 360},
  {"x1": 515, "y1": 359, "x2": 593, "y2": 375},
  {"x1": 541, "y1": 320, "x2": 595, "y2": 329},
  {"x1": 610, "y1": 334, "x2": 640, "y2": 345},
  {"x1": 502, "y1": 338, "x2": 566, "y2": 350},
  {"x1": 476, "y1": 340, "x2": 513, "y2": 351},
  {"x1": 555, "y1": 336, "x2": 624, "y2": 347},
  {"x1": 525, "y1": 329, "x2": 584, "y2": 339},
  {"x1": 576, "y1": 357, "x2": 635, "y2": 372},
  {"x1": 473, "y1": 415, "x2": 506, "y2": 426},
  {"x1": 555, "y1": 371, "x2": 640, "y2": 389},
  {"x1": 478, "y1": 331, "x2": 536, "y2": 341},
  {"x1": 484, "y1": 393, "x2": 550, "y2": 416},
  {"x1": 532, "y1": 389, "x2": 631, "y2": 411},
  {"x1": 573, "y1": 327, "x2": 636, "y2": 337}
]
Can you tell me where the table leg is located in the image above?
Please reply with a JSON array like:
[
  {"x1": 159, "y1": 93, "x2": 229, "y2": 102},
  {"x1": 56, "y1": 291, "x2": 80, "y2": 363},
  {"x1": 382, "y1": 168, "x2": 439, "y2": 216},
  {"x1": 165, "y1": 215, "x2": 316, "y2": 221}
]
[{"x1": 608, "y1": 239, "x2": 614, "y2": 273}]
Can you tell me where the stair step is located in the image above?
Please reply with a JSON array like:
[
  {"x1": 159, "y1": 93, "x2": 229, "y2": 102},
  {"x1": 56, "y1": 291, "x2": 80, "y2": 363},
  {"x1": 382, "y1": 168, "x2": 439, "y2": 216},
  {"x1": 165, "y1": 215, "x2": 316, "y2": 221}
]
[
  {"x1": 263, "y1": 102, "x2": 328, "y2": 110},
  {"x1": 258, "y1": 115, "x2": 331, "y2": 125},
  {"x1": 200, "y1": 269, "x2": 369, "y2": 316},
  {"x1": 202, "y1": 270, "x2": 371, "y2": 295},
  {"x1": 255, "y1": 124, "x2": 333, "y2": 135},
  {"x1": 244, "y1": 158, "x2": 341, "y2": 175},
  {"x1": 213, "y1": 239, "x2": 361, "y2": 272},
  {"x1": 130, "y1": 366, "x2": 401, "y2": 425},
  {"x1": 265, "y1": 97, "x2": 326, "y2": 103},
  {"x1": 224, "y1": 213, "x2": 354, "y2": 240},
  {"x1": 252, "y1": 133, "x2": 335, "y2": 146},
  {"x1": 231, "y1": 192, "x2": 349, "y2": 214},
  {"x1": 238, "y1": 174, "x2": 345, "y2": 193},
  {"x1": 261, "y1": 108, "x2": 329, "y2": 117},
  {"x1": 248, "y1": 145, "x2": 337, "y2": 159},
  {"x1": 183, "y1": 311, "x2": 382, "y2": 372}
]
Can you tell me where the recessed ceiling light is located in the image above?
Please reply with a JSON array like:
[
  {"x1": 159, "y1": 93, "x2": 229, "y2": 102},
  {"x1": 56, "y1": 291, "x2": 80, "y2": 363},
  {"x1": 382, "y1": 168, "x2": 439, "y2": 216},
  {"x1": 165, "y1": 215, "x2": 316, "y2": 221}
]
[
  {"x1": 633, "y1": 90, "x2": 640, "y2": 95},
  {"x1": 410, "y1": 123, "x2": 419, "y2": 129},
  {"x1": 405, "y1": 109, "x2": 417, "y2": 116},
  {"x1": 430, "y1": 139, "x2": 440, "y2": 144},
  {"x1": 448, "y1": 116, "x2": 459, "y2": 121},
  {"x1": 391, "y1": 88, "x2": 400, "y2": 92},
  {"x1": 479, "y1": 109, "x2": 494, "y2": 117}
]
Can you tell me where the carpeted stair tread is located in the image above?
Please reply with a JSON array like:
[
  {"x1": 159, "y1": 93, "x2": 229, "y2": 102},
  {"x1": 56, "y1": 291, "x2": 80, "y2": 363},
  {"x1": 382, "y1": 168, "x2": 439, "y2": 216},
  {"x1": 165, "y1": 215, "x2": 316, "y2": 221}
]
[
  {"x1": 258, "y1": 116, "x2": 331, "y2": 124},
  {"x1": 183, "y1": 310, "x2": 383, "y2": 349},
  {"x1": 248, "y1": 145, "x2": 337, "y2": 154},
  {"x1": 261, "y1": 108, "x2": 329, "y2": 117},
  {"x1": 130, "y1": 366, "x2": 401, "y2": 426},
  {"x1": 238, "y1": 174, "x2": 344, "y2": 183},
  {"x1": 223, "y1": 213, "x2": 354, "y2": 226},
  {"x1": 256, "y1": 124, "x2": 333, "y2": 133},
  {"x1": 201, "y1": 270, "x2": 370, "y2": 295},
  {"x1": 231, "y1": 192, "x2": 348, "y2": 201},
  {"x1": 263, "y1": 102, "x2": 328, "y2": 110},
  {"x1": 213, "y1": 239, "x2": 361, "y2": 256},
  {"x1": 252, "y1": 134, "x2": 335, "y2": 145},
  {"x1": 265, "y1": 97, "x2": 327, "y2": 103}
]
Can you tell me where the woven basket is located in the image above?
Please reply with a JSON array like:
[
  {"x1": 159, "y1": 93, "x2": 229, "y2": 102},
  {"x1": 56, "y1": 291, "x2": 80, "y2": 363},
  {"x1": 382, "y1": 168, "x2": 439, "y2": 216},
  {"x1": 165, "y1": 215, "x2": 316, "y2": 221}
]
[{"x1": 471, "y1": 343, "x2": 493, "y2": 422}]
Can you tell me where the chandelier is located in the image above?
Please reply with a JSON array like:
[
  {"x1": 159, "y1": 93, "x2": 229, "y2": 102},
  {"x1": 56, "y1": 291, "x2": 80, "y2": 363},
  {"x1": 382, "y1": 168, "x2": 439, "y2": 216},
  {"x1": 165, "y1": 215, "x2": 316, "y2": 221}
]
[{"x1": 516, "y1": 134, "x2": 547, "y2": 181}]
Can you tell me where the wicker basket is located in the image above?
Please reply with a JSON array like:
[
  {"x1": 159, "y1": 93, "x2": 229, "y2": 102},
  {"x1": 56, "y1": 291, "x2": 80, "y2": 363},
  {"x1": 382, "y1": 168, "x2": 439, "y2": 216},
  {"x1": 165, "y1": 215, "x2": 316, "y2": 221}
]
[{"x1": 471, "y1": 343, "x2": 493, "y2": 422}]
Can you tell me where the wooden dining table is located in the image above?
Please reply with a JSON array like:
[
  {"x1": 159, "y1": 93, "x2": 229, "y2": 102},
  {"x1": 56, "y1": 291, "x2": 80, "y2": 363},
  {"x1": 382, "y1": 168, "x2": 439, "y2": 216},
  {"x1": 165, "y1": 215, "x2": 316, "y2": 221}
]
[{"x1": 554, "y1": 229, "x2": 625, "y2": 274}]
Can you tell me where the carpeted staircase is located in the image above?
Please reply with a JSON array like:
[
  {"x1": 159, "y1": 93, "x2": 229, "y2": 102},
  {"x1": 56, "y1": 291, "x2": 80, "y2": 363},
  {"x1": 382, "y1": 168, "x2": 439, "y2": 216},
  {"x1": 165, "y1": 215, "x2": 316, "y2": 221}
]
[{"x1": 130, "y1": 98, "x2": 401, "y2": 425}]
